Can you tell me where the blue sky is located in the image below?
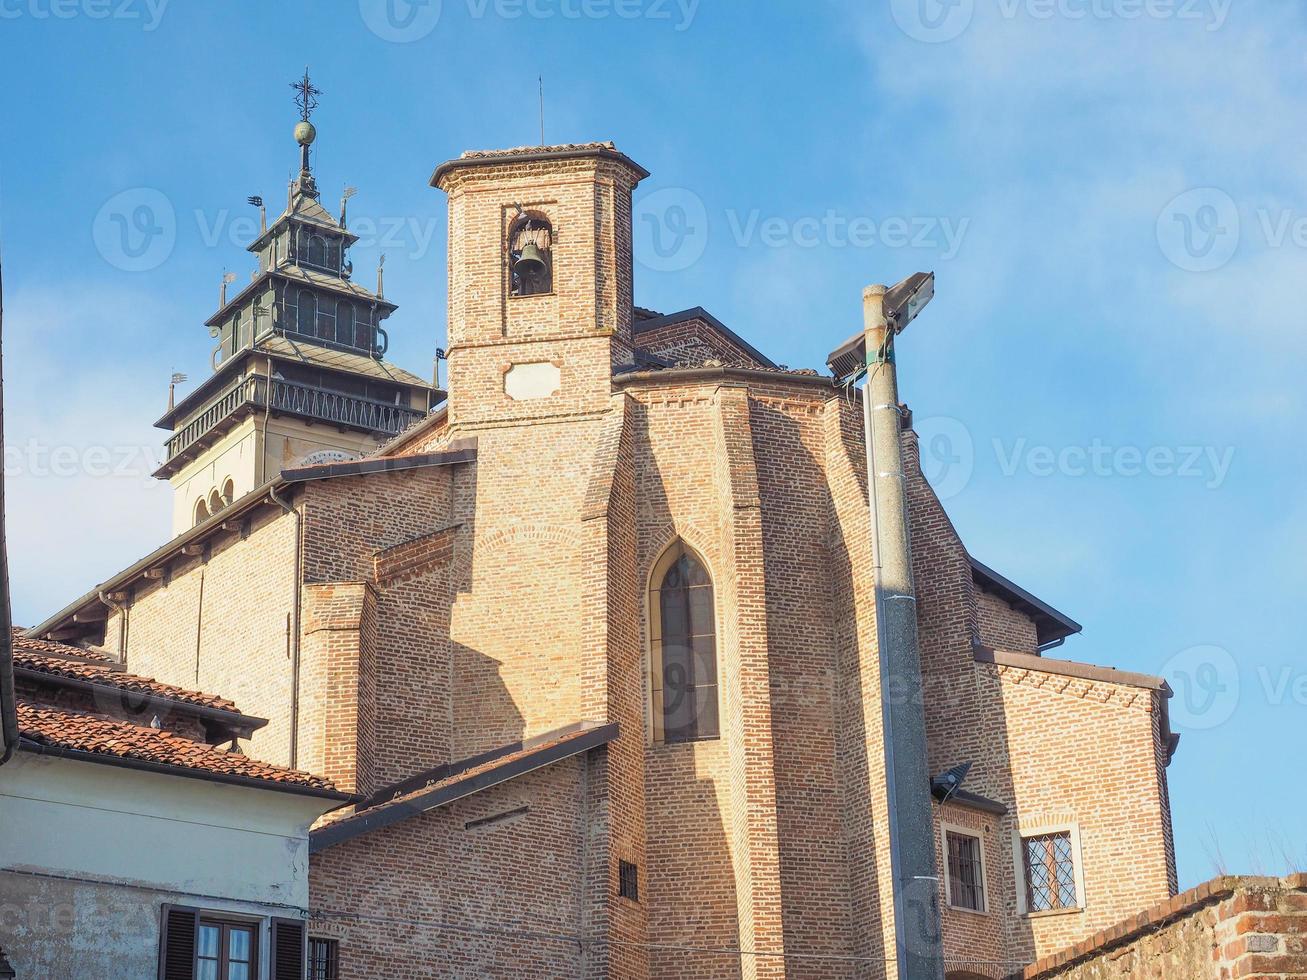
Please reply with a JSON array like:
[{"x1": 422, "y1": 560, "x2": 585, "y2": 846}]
[{"x1": 1, "y1": 0, "x2": 1303, "y2": 890}]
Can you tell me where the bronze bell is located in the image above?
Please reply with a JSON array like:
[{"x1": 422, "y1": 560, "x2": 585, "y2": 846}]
[{"x1": 514, "y1": 242, "x2": 548, "y2": 278}]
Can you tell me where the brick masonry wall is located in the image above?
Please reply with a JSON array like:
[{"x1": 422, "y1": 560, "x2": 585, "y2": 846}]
[
  {"x1": 309, "y1": 762, "x2": 591, "y2": 979},
  {"x1": 1016, "y1": 874, "x2": 1307, "y2": 980},
  {"x1": 105, "y1": 503, "x2": 299, "y2": 766},
  {"x1": 633, "y1": 317, "x2": 769, "y2": 369},
  {"x1": 79, "y1": 143, "x2": 1182, "y2": 980},
  {"x1": 976, "y1": 591, "x2": 1040, "y2": 654}
]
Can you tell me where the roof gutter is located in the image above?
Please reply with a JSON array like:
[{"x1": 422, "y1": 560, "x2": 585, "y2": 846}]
[
  {"x1": 12, "y1": 666, "x2": 268, "y2": 741},
  {"x1": 17, "y1": 737, "x2": 353, "y2": 803},
  {"x1": 28, "y1": 477, "x2": 291, "y2": 640}
]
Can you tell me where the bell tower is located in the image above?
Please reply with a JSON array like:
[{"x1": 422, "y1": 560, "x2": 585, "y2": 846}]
[
  {"x1": 430, "y1": 143, "x2": 648, "y2": 427},
  {"x1": 154, "y1": 71, "x2": 437, "y2": 536}
]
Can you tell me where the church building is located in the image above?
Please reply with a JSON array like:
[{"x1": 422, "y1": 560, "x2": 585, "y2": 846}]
[{"x1": 30, "y1": 82, "x2": 1179, "y2": 980}]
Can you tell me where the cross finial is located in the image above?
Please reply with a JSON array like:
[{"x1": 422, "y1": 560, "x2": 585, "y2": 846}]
[{"x1": 292, "y1": 67, "x2": 322, "y2": 123}]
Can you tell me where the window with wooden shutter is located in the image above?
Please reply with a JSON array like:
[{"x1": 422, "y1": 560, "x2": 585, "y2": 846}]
[
  {"x1": 158, "y1": 904, "x2": 198, "y2": 980},
  {"x1": 271, "y1": 918, "x2": 307, "y2": 980}
]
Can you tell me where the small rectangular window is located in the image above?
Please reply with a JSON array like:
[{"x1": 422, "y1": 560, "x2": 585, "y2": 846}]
[
  {"x1": 618, "y1": 860, "x2": 640, "y2": 902},
  {"x1": 945, "y1": 830, "x2": 986, "y2": 912},
  {"x1": 309, "y1": 938, "x2": 340, "y2": 980},
  {"x1": 1023, "y1": 831, "x2": 1080, "y2": 912}
]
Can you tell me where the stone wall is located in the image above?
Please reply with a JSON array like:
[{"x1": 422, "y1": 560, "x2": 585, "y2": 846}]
[{"x1": 1016, "y1": 874, "x2": 1307, "y2": 979}]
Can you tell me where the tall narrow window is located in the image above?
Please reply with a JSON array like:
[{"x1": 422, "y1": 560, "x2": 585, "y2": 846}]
[
  {"x1": 650, "y1": 541, "x2": 719, "y2": 744},
  {"x1": 309, "y1": 938, "x2": 339, "y2": 980},
  {"x1": 944, "y1": 828, "x2": 987, "y2": 913},
  {"x1": 296, "y1": 289, "x2": 316, "y2": 337},
  {"x1": 335, "y1": 302, "x2": 355, "y2": 347},
  {"x1": 196, "y1": 918, "x2": 256, "y2": 980},
  {"x1": 306, "y1": 234, "x2": 327, "y2": 269}
]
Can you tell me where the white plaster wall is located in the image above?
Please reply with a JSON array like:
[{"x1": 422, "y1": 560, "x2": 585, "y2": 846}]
[
  {"x1": 0, "y1": 752, "x2": 332, "y2": 906},
  {"x1": 0, "y1": 752, "x2": 338, "y2": 978}
]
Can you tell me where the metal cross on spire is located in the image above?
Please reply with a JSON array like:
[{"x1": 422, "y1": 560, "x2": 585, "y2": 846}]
[{"x1": 291, "y1": 67, "x2": 322, "y2": 123}]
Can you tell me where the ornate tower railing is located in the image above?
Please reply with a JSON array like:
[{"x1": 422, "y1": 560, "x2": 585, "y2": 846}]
[{"x1": 164, "y1": 376, "x2": 426, "y2": 464}]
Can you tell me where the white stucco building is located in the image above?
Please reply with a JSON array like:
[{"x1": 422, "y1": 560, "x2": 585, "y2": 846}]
[{"x1": 0, "y1": 632, "x2": 347, "y2": 980}]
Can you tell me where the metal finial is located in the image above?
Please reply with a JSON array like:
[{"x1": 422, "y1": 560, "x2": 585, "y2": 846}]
[{"x1": 292, "y1": 67, "x2": 322, "y2": 123}]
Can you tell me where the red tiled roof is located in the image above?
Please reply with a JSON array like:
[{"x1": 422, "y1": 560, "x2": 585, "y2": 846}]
[
  {"x1": 13, "y1": 630, "x2": 241, "y2": 713},
  {"x1": 16, "y1": 700, "x2": 335, "y2": 792},
  {"x1": 457, "y1": 141, "x2": 619, "y2": 160}
]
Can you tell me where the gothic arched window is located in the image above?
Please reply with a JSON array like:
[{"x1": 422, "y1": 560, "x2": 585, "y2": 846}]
[
  {"x1": 509, "y1": 214, "x2": 553, "y2": 297},
  {"x1": 296, "y1": 289, "x2": 316, "y2": 337},
  {"x1": 649, "y1": 541, "x2": 719, "y2": 744},
  {"x1": 336, "y1": 301, "x2": 355, "y2": 347}
]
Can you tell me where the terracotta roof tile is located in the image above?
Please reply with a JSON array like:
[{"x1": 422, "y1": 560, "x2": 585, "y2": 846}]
[
  {"x1": 16, "y1": 700, "x2": 334, "y2": 791},
  {"x1": 13, "y1": 630, "x2": 241, "y2": 713},
  {"x1": 458, "y1": 141, "x2": 619, "y2": 160}
]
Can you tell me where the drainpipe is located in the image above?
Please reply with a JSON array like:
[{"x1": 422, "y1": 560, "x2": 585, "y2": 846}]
[
  {"x1": 268, "y1": 484, "x2": 303, "y2": 770},
  {"x1": 861, "y1": 284, "x2": 944, "y2": 979},
  {"x1": 98, "y1": 589, "x2": 130, "y2": 664}
]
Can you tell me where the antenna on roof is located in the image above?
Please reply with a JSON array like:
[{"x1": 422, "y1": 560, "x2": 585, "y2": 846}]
[
  {"x1": 539, "y1": 76, "x2": 545, "y2": 147},
  {"x1": 340, "y1": 185, "x2": 358, "y2": 228},
  {"x1": 167, "y1": 372, "x2": 188, "y2": 413},
  {"x1": 247, "y1": 195, "x2": 266, "y2": 235},
  {"x1": 219, "y1": 271, "x2": 237, "y2": 308}
]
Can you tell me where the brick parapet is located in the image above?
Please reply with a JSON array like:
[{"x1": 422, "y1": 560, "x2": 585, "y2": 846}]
[{"x1": 1015, "y1": 874, "x2": 1307, "y2": 979}]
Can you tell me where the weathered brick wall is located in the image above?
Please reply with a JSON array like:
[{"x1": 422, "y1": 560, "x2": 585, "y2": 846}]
[
  {"x1": 978, "y1": 662, "x2": 1174, "y2": 963},
  {"x1": 301, "y1": 468, "x2": 459, "y2": 794},
  {"x1": 309, "y1": 762, "x2": 590, "y2": 979},
  {"x1": 106, "y1": 503, "x2": 299, "y2": 765},
  {"x1": 976, "y1": 592, "x2": 1039, "y2": 655},
  {"x1": 1017, "y1": 875, "x2": 1307, "y2": 980},
  {"x1": 633, "y1": 317, "x2": 769, "y2": 369}
]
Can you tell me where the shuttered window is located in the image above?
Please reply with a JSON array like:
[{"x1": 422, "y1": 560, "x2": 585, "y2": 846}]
[
  {"x1": 271, "y1": 918, "x2": 307, "y2": 980},
  {"x1": 159, "y1": 905, "x2": 198, "y2": 980},
  {"x1": 160, "y1": 907, "x2": 301, "y2": 980}
]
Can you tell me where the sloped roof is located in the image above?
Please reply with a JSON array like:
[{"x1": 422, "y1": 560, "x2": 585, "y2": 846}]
[
  {"x1": 17, "y1": 699, "x2": 344, "y2": 797},
  {"x1": 258, "y1": 334, "x2": 428, "y2": 387},
  {"x1": 13, "y1": 630, "x2": 240, "y2": 714},
  {"x1": 311, "y1": 722, "x2": 616, "y2": 851},
  {"x1": 970, "y1": 557, "x2": 1082, "y2": 648}
]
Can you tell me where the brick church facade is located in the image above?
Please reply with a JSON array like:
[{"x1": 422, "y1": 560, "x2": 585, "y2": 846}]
[{"x1": 32, "y1": 121, "x2": 1178, "y2": 978}]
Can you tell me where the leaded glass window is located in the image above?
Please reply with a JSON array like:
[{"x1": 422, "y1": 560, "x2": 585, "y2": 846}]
[{"x1": 1023, "y1": 831, "x2": 1079, "y2": 912}]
